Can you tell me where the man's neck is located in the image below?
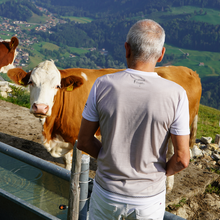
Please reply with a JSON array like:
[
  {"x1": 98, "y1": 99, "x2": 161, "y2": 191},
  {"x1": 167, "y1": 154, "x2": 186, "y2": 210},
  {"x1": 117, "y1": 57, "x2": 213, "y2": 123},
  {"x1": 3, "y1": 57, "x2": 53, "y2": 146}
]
[{"x1": 127, "y1": 61, "x2": 156, "y2": 72}]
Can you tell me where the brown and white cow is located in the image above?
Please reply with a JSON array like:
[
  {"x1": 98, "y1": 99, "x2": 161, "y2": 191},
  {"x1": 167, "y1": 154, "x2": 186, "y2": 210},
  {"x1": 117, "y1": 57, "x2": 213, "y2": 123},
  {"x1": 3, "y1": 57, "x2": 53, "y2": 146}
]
[
  {"x1": 0, "y1": 37, "x2": 19, "y2": 73},
  {"x1": 7, "y1": 60, "x2": 202, "y2": 190}
]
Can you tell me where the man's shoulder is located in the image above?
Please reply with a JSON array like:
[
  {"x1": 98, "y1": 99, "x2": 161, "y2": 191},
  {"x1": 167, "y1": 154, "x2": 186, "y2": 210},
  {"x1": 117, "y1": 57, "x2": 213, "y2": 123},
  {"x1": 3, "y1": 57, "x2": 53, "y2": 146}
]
[
  {"x1": 158, "y1": 76, "x2": 186, "y2": 92},
  {"x1": 97, "y1": 70, "x2": 127, "y2": 82}
]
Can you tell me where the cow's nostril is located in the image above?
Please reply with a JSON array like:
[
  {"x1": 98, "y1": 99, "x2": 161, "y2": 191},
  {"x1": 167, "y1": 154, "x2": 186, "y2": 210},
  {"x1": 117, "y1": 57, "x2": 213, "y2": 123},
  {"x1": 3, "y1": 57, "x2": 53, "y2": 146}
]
[
  {"x1": 32, "y1": 103, "x2": 49, "y2": 114},
  {"x1": 32, "y1": 103, "x2": 38, "y2": 111},
  {"x1": 45, "y1": 105, "x2": 49, "y2": 112}
]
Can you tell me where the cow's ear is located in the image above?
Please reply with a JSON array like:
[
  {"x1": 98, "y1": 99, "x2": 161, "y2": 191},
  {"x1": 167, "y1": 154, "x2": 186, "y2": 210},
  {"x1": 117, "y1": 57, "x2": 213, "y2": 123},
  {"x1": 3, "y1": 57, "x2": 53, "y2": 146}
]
[
  {"x1": 61, "y1": 75, "x2": 84, "y2": 92},
  {"x1": 9, "y1": 37, "x2": 19, "y2": 51},
  {"x1": 7, "y1": 68, "x2": 31, "y2": 86}
]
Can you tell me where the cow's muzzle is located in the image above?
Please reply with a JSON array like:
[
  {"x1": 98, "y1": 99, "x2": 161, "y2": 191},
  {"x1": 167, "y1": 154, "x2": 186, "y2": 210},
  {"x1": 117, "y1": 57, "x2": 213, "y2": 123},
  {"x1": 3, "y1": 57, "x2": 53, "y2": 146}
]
[{"x1": 32, "y1": 103, "x2": 49, "y2": 116}]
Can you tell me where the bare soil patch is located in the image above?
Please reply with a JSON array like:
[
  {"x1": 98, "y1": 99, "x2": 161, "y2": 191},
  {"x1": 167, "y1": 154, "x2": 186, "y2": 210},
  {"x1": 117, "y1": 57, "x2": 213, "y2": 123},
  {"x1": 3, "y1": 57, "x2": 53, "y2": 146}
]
[{"x1": 0, "y1": 99, "x2": 219, "y2": 219}]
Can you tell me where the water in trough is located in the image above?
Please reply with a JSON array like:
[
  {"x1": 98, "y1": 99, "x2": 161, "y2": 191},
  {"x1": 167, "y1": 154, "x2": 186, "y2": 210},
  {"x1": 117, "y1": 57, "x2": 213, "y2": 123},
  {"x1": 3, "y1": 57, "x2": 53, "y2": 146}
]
[{"x1": 0, "y1": 152, "x2": 69, "y2": 219}]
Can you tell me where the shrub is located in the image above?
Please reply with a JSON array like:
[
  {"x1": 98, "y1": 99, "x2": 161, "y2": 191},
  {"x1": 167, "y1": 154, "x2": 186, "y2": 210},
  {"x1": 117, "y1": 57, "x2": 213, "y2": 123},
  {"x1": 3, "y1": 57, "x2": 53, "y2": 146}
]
[{"x1": 0, "y1": 85, "x2": 30, "y2": 108}]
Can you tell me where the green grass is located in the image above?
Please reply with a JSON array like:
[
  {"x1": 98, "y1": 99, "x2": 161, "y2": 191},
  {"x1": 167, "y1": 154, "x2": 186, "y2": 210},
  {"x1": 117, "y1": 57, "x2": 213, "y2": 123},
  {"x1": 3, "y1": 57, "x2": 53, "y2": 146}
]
[
  {"x1": 197, "y1": 104, "x2": 220, "y2": 140},
  {"x1": 209, "y1": 167, "x2": 220, "y2": 175},
  {"x1": 143, "y1": 6, "x2": 220, "y2": 26},
  {"x1": 27, "y1": 13, "x2": 48, "y2": 24},
  {"x1": 69, "y1": 47, "x2": 89, "y2": 55},
  {"x1": 32, "y1": 42, "x2": 89, "y2": 54},
  {"x1": 173, "y1": 197, "x2": 187, "y2": 208},
  {"x1": 31, "y1": 43, "x2": 45, "y2": 51},
  {"x1": 189, "y1": 8, "x2": 220, "y2": 25},
  {"x1": 190, "y1": 12, "x2": 220, "y2": 25},
  {"x1": 19, "y1": 24, "x2": 39, "y2": 31},
  {"x1": 163, "y1": 44, "x2": 220, "y2": 78},
  {"x1": 41, "y1": 42, "x2": 59, "y2": 50},
  {"x1": 21, "y1": 45, "x2": 46, "y2": 71},
  {"x1": 0, "y1": 35, "x2": 9, "y2": 40},
  {"x1": 20, "y1": 42, "x2": 59, "y2": 71},
  {"x1": 206, "y1": 184, "x2": 220, "y2": 195},
  {"x1": 0, "y1": 32, "x2": 16, "y2": 40},
  {"x1": 0, "y1": 86, "x2": 30, "y2": 108},
  {"x1": 27, "y1": 55, "x2": 44, "y2": 70},
  {"x1": 0, "y1": 72, "x2": 10, "y2": 81},
  {"x1": 166, "y1": 197, "x2": 187, "y2": 211},
  {"x1": 61, "y1": 16, "x2": 93, "y2": 23}
]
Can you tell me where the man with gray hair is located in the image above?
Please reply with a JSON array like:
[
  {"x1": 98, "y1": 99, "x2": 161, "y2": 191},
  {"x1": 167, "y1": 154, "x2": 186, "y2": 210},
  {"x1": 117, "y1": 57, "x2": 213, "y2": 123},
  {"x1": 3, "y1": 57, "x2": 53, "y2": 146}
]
[{"x1": 77, "y1": 19, "x2": 190, "y2": 219}]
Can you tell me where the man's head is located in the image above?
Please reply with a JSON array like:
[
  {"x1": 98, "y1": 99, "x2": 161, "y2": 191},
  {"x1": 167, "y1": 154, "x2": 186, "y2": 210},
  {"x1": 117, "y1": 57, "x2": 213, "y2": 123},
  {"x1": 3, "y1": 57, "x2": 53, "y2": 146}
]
[{"x1": 126, "y1": 19, "x2": 165, "y2": 66}]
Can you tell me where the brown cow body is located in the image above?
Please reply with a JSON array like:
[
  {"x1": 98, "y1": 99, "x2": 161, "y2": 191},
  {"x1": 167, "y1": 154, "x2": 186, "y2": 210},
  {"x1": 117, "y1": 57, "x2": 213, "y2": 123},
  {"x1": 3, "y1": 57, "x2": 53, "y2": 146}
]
[
  {"x1": 0, "y1": 37, "x2": 19, "y2": 73},
  {"x1": 7, "y1": 60, "x2": 201, "y2": 190}
]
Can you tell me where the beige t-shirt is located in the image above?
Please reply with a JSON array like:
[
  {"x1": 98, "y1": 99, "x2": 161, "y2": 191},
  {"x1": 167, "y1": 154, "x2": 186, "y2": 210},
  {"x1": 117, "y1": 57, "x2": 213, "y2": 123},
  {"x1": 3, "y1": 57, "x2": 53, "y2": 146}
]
[{"x1": 83, "y1": 69, "x2": 190, "y2": 197}]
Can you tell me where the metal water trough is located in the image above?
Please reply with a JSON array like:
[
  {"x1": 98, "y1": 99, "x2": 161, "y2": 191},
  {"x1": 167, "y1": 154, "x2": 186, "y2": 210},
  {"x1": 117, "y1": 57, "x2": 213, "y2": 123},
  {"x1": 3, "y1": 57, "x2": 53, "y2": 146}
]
[
  {"x1": 0, "y1": 141, "x2": 70, "y2": 220},
  {"x1": 0, "y1": 188, "x2": 60, "y2": 220},
  {"x1": 0, "y1": 141, "x2": 185, "y2": 220}
]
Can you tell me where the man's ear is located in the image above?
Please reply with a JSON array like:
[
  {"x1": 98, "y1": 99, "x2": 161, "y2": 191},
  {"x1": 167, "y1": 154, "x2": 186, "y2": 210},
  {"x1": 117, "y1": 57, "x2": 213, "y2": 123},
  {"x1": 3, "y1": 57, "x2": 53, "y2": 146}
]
[
  {"x1": 157, "y1": 47, "x2": 166, "y2": 63},
  {"x1": 61, "y1": 75, "x2": 84, "y2": 92},
  {"x1": 7, "y1": 68, "x2": 31, "y2": 86},
  {"x1": 125, "y1": 42, "x2": 131, "y2": 59}
]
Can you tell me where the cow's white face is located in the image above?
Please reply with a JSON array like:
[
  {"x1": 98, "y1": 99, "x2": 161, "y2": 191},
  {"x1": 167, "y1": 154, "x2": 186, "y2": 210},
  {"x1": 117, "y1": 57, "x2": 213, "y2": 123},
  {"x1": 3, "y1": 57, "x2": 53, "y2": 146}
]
[
  {"x1": 7, "y1": 59, "x2": 84, "y2": 122},
  {"x1": 29, "y1": 60, "x2": 61, "y2": 118}
]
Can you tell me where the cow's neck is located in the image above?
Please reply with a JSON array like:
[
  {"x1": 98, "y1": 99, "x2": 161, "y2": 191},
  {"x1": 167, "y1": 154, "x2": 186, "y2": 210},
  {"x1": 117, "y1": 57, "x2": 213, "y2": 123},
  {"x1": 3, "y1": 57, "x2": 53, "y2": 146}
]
[{"x1": 42, "y1": 90, "x2": 63, "y2": 140}]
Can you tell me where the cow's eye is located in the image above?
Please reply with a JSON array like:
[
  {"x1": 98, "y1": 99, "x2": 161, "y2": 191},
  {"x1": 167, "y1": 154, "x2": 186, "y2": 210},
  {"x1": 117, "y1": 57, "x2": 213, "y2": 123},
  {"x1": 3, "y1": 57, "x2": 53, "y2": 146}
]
[
  {"x1": 28, "y1": 81, "x2": 33, "y2": 86},
  {"x1": 56, "y1": 85, "x2": 61, "y2": 89}
]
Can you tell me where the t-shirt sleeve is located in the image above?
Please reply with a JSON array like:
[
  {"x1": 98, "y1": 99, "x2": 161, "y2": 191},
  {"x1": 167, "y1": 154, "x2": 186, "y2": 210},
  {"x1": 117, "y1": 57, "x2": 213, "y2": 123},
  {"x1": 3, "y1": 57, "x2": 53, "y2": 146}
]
[
  {"x1": 82, "y1": 80, "x2": 99, "y2": 122},
  {"x1": 170, "y1": 90, "x2": 190, "y2": 135}
]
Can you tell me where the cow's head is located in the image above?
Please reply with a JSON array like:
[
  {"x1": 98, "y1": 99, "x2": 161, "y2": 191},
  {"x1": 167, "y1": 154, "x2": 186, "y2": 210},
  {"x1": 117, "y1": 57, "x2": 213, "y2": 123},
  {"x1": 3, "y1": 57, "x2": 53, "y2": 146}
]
[
  {"x1": 7, "y1": 60, "x2": 84, "y2": 118},
  {"x1": 0, "y1": 36, "x2": 19, "y2": 73}
]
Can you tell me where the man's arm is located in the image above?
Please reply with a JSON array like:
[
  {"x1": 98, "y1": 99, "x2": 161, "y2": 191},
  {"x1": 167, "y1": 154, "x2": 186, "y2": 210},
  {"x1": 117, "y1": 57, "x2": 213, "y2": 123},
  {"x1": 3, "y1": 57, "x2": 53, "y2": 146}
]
[
  {"x1": 77, "y1": 117, "x2": 102, "y2": 159},
  {"x1": 166, "y1": 134, "x2": 190, "y2": 176}
]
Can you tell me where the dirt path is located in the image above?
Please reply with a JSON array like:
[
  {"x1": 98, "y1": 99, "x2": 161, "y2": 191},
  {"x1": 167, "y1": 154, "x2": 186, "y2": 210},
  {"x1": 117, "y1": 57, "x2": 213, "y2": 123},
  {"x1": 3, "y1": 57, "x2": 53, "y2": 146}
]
[{"x1": 0, "y1": 99, "x2": 219, "y2": 219}]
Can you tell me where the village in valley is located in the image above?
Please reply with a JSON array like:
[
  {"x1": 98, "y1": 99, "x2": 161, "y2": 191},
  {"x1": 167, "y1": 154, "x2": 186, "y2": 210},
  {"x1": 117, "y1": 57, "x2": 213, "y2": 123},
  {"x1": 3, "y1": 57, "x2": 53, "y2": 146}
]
[{"x1": 0, "y1": 6, "x2": 67, "y2": 69}]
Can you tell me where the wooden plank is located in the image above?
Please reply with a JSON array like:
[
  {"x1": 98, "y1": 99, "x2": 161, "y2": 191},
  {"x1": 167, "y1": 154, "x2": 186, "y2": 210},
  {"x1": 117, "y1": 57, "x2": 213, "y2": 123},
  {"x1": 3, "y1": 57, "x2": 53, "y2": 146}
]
[
  {"x1": 215, "y1": 134, "x2": 220, "y2": 145},
  {"x1": 68, "y1": 141, "x2": 82, "y2": 220}
]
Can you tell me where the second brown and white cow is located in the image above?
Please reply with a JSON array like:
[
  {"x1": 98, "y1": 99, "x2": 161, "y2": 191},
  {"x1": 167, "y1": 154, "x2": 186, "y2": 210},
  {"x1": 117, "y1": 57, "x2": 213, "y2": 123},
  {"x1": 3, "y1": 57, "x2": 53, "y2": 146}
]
[
  {"x1": 8, "y1": 60, "x2": 201, "y2": 191},
  {"x1": 0, "y1": 36, "x2": 19, "y2": 73}
]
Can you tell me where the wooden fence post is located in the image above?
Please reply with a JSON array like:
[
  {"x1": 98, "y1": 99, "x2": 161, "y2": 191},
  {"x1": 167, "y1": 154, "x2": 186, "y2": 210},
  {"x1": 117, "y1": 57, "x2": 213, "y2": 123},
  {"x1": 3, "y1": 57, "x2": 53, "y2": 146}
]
[
  {"x1": 215, "y1": 134, "x2": 220, "y2": 146},
  {"x1": 68, "y1": 141, "x2": 82, "y2": 220}
]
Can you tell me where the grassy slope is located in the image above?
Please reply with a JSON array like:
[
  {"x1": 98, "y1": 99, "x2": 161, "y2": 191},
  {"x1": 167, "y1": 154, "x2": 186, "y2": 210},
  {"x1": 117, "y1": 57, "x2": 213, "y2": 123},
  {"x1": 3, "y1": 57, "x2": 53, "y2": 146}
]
[
  {"x1": 164, "y1": 44, "x2": 220, "y2": 78},
  {"x1": 60, "y1": 16, "x2": 93, "y2": 23},
  {"x1": 0, "y1": 33, "x2": 15, "y2": 40},
  {"x1": 41, "y1": 42, "x2": 59, "y2": 50},
  {"x1": 22, "y1": 42, "x2": 89, "y2": 71},
  {"x1": 27, "y1": 13, "x2": 48, "y2": 24},
  {"x1": 147, "y1": 5, "x2": 220, "y2": 25},
  {"x1": 197, "y1": 104, "x2": 220, "y2": 140}
]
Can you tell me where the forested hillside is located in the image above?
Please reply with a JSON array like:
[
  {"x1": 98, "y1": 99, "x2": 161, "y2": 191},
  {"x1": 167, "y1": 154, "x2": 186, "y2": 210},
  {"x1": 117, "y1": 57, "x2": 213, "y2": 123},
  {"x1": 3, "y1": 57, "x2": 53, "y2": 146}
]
[
  {"x1": 163, "y1": 19, "x2": 220, "y2": 52},
  {"x1": 1, "y1": 0, "x2": 220, "y2": 109},
  {"x1": 201, "y1": 77, "x2": 220, "y2": 110},
  {"x1": 34, "y1": 0, "x2": 220, "y2": 17},
  {"x1": 0, "y1": 0, "x2": 42, "y2": 21}
]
